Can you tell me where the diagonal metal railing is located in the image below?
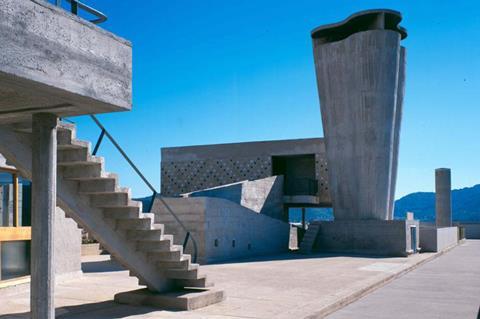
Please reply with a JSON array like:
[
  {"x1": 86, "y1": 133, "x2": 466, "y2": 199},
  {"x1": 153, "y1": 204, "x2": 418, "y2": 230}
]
[
  {"x1": 52, "y1": 0, "x2": 107, "y2": 24},
  {"x1": 88, "y1": 115, "x2": 198, "y2": 263}
]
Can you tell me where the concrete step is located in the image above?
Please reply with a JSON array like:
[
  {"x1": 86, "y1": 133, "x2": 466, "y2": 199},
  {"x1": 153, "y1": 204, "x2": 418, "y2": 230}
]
[
  {"x1": 58, "y1": 147, "x2": 89, "y2": 163},
  {"x1": 57, "y1": 139, "x2": 90, "y2": 150},
  {"x1": 90, "y1": 192, "x2": 129, "y2": 208},
  {"x1": 156, "y1": 256, "x2": 191, "y2": 270},
  {"x1": 62, "y1": 162, "x2": 103, "y2": 179},
  {"x1": 174, "y1": 276, "x2": 212, "y2": 289},
  {"x1": 104, "y1": 207, "x2": 141, "y2": 220},
  {"x1": 147, "y1": 247, "x2": 184, "y2": 262},
  {"x1": 114, "y1": 287, "x2": 225, "y2": 311},
  {"x1": 57, "y1": 156, "x2": 103, "y2": 167},
  {"x1": 165, "y1": 267, "x2": 200, "y2": 280},
  {"x1": 78, "y1": 177, "x2": 118, "y2": 194},
  {"x1": 57, "y1": 125, "x2": 76, "y2": 145},
  {"x1": 126, "y1": 227, "x2": 164, "y2": 241},
  {"x1": 116, "y1": 218, "x2": 153, "y2": 230},
  {"x1": 136, "y1": 239, "x2": 172, "y2": 252}
]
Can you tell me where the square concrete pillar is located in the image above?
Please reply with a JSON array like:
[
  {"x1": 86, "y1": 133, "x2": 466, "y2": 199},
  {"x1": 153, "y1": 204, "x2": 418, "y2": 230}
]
[
  {"x1": 435, "y1": 168, "x2": 452, "y2": 227},
  {"x1": 31, "y1": 113, "x2": 58, "y2": 319}
]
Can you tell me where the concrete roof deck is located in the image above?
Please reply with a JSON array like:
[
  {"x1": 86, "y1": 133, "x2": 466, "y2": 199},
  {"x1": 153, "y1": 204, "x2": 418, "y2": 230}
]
[
  {"x1": 2, "y1": 242, "x2": 478, "y2": 318},
  {"x1": 0, "y1": 0, "x2": 132, "y2": 124}
]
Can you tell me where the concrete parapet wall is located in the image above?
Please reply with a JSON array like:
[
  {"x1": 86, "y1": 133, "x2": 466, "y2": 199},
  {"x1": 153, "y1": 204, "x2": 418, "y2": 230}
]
[
  {"x1": 312, "y1": 219, "x2": 419, "y2": 257},
  {"x1": 455, "y1": 222, "x2": 480, "y2": 239},
  {"x1": 419, "y1": 225, "x2": 458, "y2": 252}
]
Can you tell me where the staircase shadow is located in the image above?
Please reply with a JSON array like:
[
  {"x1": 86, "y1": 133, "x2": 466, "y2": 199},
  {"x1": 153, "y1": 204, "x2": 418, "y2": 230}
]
[
  {"x1": 81, "y1": 258, "x2": 125, "y2": 273},
  {"x1": 0, "y1": 301, "x2": 163, "y2": 319}
]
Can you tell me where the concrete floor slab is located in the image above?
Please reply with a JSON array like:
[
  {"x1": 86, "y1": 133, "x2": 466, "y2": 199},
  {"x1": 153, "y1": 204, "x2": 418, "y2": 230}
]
[
  {"x1": 327, "y1": 240, "x2": 480, "y2": 319},
  {"x1": 0, "y1": 244, "x2": 475, "y2": 319}
]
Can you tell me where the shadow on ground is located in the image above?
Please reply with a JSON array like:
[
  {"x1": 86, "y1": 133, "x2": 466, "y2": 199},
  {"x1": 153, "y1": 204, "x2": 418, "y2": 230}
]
[
  {"x1": 0, "y1": 301, "x2": 164, "y2": 319},
  {"x1": 81, "y1": 259, "x2": 125, "y2": 273}
]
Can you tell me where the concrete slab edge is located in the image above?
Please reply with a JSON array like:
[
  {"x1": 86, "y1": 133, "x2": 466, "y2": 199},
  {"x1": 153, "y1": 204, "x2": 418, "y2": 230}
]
[{"x1": 305, "y1": 242, "x2": 461, "y2": 319}]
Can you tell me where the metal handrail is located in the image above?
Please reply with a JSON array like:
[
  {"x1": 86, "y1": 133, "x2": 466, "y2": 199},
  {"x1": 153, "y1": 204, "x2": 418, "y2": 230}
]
[
  {"x1": 89, "y1": 115, "x2": 198, "y2": 262},
  {"x1": 53, "y1": 0, "x2": 107, "y2": 24}
]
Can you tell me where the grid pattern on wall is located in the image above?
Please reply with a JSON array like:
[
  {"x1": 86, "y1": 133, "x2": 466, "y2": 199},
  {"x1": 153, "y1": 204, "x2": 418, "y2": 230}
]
[
  {"x1": 162, "y1": 154, "x2": 332, "y2": 204},
  {"x1": 161, "y1": 156, "x2": 272, "y2": 196}
]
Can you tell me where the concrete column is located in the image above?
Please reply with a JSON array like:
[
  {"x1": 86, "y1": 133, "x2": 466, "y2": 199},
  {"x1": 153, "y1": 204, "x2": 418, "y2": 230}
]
[
  {"x1": 435, "y1": 168, "x2": 452, "y2": 227},
  {"x1": 311, "y1": 10, "x2": 407, "y2": 220},
  {"x1": 31, "y1": 113, "x2": 57, "y2": 319}
]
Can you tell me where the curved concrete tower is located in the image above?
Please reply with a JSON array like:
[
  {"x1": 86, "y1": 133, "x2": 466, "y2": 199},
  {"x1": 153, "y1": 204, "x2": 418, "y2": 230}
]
[{"x1": 312, "y1": 10, "x2": 407, "y2": 220}]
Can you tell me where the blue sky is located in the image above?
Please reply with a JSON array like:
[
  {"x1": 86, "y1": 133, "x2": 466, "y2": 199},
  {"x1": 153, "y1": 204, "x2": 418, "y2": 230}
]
[{"x1": 71, "y1": 0, "x2": 480, "y2": 198}]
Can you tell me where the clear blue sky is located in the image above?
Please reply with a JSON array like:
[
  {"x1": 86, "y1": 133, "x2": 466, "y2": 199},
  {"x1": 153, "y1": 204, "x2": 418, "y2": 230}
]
[{"x1": 71, "y1": 0, "x2": 480, "y2": 198}]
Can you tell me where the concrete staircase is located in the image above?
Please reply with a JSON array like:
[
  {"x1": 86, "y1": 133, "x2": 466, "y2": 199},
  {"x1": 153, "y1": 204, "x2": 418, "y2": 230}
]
[
  {"x1": 299, "y1": 222, "x2": 321, "y2": 254},
  {"x1": 0, "y1": 122, "x2": 224, "y2": 309}
]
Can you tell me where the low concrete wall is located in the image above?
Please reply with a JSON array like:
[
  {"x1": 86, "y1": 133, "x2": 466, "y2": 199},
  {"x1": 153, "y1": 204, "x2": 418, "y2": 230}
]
[
  {"x1": 455, "y1": 222, "x2": 480, "y2": 239},
  {"x1": 204, "y1": 197, "x2": 289, "y2": 263},
  {"x1": 152, "y1": 196, "x2": 290, "y2": 264},
  {"x1": 313, "y1": 220, "x2": 419, "y2": 257},
  {"x1": 419, "y1": 225, "x2": 458, "y2": 252},
  {"x1": 54, "y1": 207, "x2": 82, "y2": 277},
  {"x1": 185, "y1": 176, "x2": 284, "y2": 220}
]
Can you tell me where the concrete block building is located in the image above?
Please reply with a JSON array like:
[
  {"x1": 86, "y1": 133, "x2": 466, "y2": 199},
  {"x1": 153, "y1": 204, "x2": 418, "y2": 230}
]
[{"x1": 161, "y1": 138, "x2": 332, "y2": 209}]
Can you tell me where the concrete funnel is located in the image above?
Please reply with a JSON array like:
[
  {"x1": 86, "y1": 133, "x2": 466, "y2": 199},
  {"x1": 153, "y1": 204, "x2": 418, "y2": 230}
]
[{"x1": 311, "y1": 9, "x2": 407, "y2": 220}]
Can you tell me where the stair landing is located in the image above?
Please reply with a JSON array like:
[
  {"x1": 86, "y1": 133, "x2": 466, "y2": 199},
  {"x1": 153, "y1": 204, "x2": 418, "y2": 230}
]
[{"x1": 114, "y1": 288, "x2": 225, "y2": 311}]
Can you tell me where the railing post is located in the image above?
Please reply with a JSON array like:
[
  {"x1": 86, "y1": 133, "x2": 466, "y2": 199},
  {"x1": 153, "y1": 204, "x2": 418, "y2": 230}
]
[
  {"x1": 92, "y1": 129, "x2": 105, "y2": 156},
  {"x1": 182, "y1": 232, "x2": 190, "y2": 250},
  {"x1": 147, "y1": 191, "x2": 157, "y2": 213}
]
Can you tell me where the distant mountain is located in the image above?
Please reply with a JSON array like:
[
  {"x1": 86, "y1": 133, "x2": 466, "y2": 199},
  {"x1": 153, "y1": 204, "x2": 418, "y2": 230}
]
[{"x1": 394, "y1": 184, "x2": 480, "y2": 222}]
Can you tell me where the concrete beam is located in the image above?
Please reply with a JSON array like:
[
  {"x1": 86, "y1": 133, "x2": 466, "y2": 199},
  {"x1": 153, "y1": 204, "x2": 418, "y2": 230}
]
[
  {"x1": 31, "y1": 113, "x2": 58, "y2": 319},
  {"x1": 435, "y1": 168, "x2": 452, "y2": 227}
]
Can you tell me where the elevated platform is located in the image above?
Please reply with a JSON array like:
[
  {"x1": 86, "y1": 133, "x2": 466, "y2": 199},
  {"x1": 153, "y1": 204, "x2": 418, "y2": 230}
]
[{"x1": 0, "y1": 0, "x2": 132, "y2": 123}]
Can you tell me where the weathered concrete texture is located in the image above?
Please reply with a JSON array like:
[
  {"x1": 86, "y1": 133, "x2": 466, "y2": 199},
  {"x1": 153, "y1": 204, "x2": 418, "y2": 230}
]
[
  {"x1": 456, "y1": 222, "x2": 480, "y2": 239},
  {"x1": 419, "y1": 224, "x2": 458, "y2": 252},
  {"x1": 152, "y1": 196, "x2": 290, "y2": 264},
  {"x1": 388, "y1": 47, "x2": 406, "y2": 220},
  {"x1": 328, "y1": 241, "x2": 480, "y2": 319},
  {"x1": 0, "y1": 0, "x2": 132, "y2": 122},
  {"x1": 0, "y1": 247, "x2": 451, "y2": 318},
  {"x1": 435, "y1": 168, "x2": 452, "y2": 227},
  {"x1": 161, "y1": 138, "x2": 331, "y2": 205},
  {"x1": 54, "y1": 207, "x2": 82, "y2": 277},
  {"x1": 312, "y1": 220, "x2": 419, "y2": 257},
  {"x1": 312, "y1": 16, "x2": 406, "y2": 220},
  {"x1": 31, "y1": 113, "x2": 57, "y2": 319},
  {"x1": 185, "y1": 176, "x2": 284, "y2": 220}
]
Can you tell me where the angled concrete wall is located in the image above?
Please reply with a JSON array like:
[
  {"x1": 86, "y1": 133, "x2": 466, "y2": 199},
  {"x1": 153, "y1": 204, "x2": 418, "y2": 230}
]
[
  {"x1": 312, "y1": 10, "x2": 407, "y2": 220},
  {"x1": 184, "y1": 176, "x2": 285, "y2": 220}
]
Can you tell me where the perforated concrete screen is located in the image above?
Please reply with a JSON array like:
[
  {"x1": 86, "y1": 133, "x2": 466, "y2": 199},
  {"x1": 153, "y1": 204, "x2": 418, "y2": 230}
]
[{"x1": 161, "y1": 138, "x2": 332, "y2": 206}]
